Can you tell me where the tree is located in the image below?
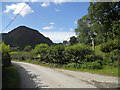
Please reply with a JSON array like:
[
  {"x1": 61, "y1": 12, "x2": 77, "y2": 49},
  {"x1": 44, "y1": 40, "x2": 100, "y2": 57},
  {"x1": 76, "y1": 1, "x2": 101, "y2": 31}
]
[
  {"x1": 69, "y1": 36, "x2": 78, "y2": 45},
  {"x1": 33, "y1": 44, "x2": 49, "y2": 62},
  {"x1": 24, "y1": 45, "x2": 32, "y2": 52},
  {"x1": 88, "y1": 2, "x2": 120, "y2": 41},
  {"x1": 63, "y1": 40, "x2": 68, "y2": 46},
  {"x1": 75, "y1": 15, "x2": 92, "y2": 45}
]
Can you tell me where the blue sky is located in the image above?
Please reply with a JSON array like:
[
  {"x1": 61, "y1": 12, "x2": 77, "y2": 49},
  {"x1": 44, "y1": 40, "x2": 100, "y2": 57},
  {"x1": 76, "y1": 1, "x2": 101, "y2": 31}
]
[{"x1": 2, "y1": 1, "x2": 90, "y2": 43}]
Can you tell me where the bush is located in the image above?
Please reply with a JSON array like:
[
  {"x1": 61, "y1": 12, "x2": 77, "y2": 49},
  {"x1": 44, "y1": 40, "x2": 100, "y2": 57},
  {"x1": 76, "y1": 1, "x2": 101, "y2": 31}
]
[
  {"x1": 100, "y1": 39, "x2": 120, "y2": 53},
  {"x1": 24, "y1": 45, "x2": 32, "y2": 52},
  {"x1": 66, "y1": 63, "x2": 80, "y2": 69},
  {"x1": 49, "y1": 63, "x2": 58, "y2": 68},
  {"x1": 81, "y1": 61, "x2": 103, "y2": 69},
  {"x1": 103, "y1": 49, "x2": 120, "y2": 66},
  {"x1": 1, "y1": 43, "x2": 11, "y2": 67},
  {"x1": 2, "y1": 65, "x2": 20, "y2": 88},
  {"x1": 91, "y1": 61, "x2": 103, "y2": 69},
  {"x1": 65, "y1": 44, "x2": 92, "y2": 64},
  {"x1": 2, "y1": 52, "x2": 11, "y2": 67}
]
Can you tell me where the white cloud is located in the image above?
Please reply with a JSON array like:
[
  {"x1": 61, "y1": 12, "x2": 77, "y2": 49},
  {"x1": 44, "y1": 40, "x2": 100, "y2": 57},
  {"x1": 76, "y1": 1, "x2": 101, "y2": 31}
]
[
  {"x1": 55, "y1": 8, "x2": 60, "y2": 12},
  {"x1": 53, "y1": 0, "x2": 65, "y2": 4},
  {"x1": 4, "y1": 3, "x2": 34, "y2": 17},
  {"x1": 69, "y1": 28, "x2": 74, "y2": 31},
  {"x1": 50, "y1": 22, "x2": 55, "y2": 25},
  {"x1": 41, "y1": 2, "x2": 50, "y2": 7},
  {"x1": 23, "y1": 0, "x2": 38, "y2": 2},
  {"x1": 40, "y1": 31, "x2": 76, "y2": 43},
  {"x1": 74, "y1": 20, "x2": 77, "y2": 24},
  {"x1": 43, "y1": 26, "x2": 54, "y2": 30}
]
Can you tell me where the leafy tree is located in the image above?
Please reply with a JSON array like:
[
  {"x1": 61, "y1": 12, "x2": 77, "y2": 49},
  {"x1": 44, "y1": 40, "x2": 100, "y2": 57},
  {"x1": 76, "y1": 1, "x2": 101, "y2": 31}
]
[
  {"x1": 33, "y1": 44, "x2": 49, "y2": 62},
  {"x1": 88, "y1": 2, "x2": 120, "y2": 41},
  {"x1": 69, "y1": 36, "x2": 78, "y2": 45},
  {"x1": 34, "y1": 44, "x2": 48, "y2": 54},
  {"x1": 75, "y1": 15, "x2": 92, "y2": 45},
  {"x1": 24, "y1": 45, "x2": 32, "y2": 52},
  {"x1": 63, "y1": 40, "x2": 68, "y2": 46}
]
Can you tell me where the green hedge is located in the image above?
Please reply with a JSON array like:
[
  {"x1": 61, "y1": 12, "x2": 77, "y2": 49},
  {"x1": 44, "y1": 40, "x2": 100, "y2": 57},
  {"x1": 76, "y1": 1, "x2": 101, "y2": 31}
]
[{"x1": 100, "y1": 39, "x2": 120, "y2": 53}]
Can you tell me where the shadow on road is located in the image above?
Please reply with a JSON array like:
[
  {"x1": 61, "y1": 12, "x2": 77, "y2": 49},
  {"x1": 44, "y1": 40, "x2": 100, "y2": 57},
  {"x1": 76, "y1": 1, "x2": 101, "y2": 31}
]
[{"x1": 12, "y1": 63, "x2": 49, "y2": 88}]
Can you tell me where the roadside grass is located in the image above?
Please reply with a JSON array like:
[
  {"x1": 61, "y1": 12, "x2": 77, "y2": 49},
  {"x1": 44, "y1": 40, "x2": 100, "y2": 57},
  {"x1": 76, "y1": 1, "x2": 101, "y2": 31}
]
[
  {"x1": 2, "y1": 64, "x2": 20, "y2": 88},
  {"x1": 12, "y1": 59, "x2": 118, "y2": 77}
]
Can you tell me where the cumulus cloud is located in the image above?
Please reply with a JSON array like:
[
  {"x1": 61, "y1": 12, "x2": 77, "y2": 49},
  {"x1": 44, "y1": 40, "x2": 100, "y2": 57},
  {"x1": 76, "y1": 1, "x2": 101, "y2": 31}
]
[
  {"x1": 4, "y1": 3, "x2": 34, "y2": 17},
  {"x1": 69, "y1": 28, "x2": 74, "y2": 31},
  {"x1": 40, "y1": 31, "x2": 76, "y2": 43},
  {"x1": 43, "y1": 26, "x2": 54, "y2": 30},
  {"x1": 50, "y1": 22, "x2": 55, "y2": 25},
  {"x1": 55, "y1": 8, "x2": 60, "y2": 12},
  {"x1": 41, "y1": 2, "x2": 50, "y2": 7},
  {"x1": 53, "y1": 0, "x2": 65, "y2": 4}
]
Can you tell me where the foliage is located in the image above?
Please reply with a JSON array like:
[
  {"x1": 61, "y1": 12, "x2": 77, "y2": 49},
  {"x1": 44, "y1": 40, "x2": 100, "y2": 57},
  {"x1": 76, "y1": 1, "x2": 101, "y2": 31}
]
[
  {"x1": 0, "y1": 42, "x2": 11, "y2": 67},
  {"x1": 47, "y1": 44, "x2": 66, "y2": 64},
  {"x1": 81, "y1": 61, "x2": 103, "y2": 69},
  {"x1": 33, "y1": 44, "x2": 49, "y2": 62},
  {"x1": 33, "y1": 44, "x2": 48, "y2": 54},
  {"x1": 66, "y1": 63, "x2": 80, "y2": 69},
  {"x1": 24, "y1": 45, "x2": 32, "y2": 52},
  {"x1": 69, "y1": 36, "x2": 78, "y2": 45},
  {"x1": 100, "y1": 39, "x2": 120, "y2": 53},
  {"x1": 63, "y1": 40, "x2": 68, "y2": 46},
  {"x1": 64, "y1": 43, "x2": 92, "y2": 64},
  {"x1": 2, "y1": 65, "x2": 20, "y2": 88},
  {"x1": 75, "y1": 15, "x2": 92, "y2": 45},
  {"x1": 88, "y1": 2, "x2": 120, "y2": 41},
  {"x1": 10, "y1": 46, "x2": 20, "y2": 52},
  {"x1": 10, "y1": 51, "x2": 36, "y2": 61}
]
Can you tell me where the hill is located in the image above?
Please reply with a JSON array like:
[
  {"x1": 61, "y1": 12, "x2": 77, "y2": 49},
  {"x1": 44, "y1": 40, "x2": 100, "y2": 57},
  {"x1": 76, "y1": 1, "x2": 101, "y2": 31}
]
[{"x1": 2, "y1": 26, "x2": 53, "y2": 49}]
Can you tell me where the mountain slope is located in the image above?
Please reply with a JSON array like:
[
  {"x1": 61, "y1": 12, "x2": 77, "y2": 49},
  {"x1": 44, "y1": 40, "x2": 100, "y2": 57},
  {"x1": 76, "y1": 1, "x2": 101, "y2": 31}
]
[{"x1": 2, "y1": 26, "x2": 53, "y2": 49}]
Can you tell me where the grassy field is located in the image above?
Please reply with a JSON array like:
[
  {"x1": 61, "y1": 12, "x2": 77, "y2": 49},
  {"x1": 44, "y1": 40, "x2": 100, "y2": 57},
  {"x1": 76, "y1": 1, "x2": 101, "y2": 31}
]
[
  {"x1": 12, "y1": 60, "x2": 118, "y2": 77},
  {"x1": 2, "y1": 65, "x2": 20, "y2": 88}
]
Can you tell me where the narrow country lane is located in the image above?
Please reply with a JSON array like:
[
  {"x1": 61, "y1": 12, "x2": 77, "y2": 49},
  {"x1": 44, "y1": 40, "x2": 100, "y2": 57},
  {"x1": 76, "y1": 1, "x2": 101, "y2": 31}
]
[{"x1": 12, "y1": 61, "x2": 118, "y2": 88}]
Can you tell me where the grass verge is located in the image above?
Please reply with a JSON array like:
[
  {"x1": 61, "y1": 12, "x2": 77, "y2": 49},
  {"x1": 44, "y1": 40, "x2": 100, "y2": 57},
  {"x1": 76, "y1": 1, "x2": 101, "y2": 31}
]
[
  {"x1": 2, "y1": 64, "x2": 20, "y2": 88},
  {"x1": 12, "y1": 59, "x2": 118, "y2": 77}
]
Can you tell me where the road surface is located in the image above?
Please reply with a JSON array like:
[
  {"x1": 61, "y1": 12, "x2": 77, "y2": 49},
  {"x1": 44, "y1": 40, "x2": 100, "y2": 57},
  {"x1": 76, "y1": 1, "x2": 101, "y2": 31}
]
[{"x1": 12, "y1": 61, "x2": 118, "y2": 88}]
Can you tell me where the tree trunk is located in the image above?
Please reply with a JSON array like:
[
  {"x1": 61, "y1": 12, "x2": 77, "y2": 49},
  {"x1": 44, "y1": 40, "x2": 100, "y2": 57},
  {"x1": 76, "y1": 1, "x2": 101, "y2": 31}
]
[{"x1": 92, "y1": 40, "x2": 95, "y2": 61}]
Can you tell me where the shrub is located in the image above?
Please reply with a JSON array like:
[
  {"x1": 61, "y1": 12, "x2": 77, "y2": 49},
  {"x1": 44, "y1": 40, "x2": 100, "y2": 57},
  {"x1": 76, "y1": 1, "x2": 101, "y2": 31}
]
[
  {"x1": 66, "y1": 63, "x2": 80, "y2": 69},
  {"x1": 65, "y1": 43, "x2": 92, "y2": 64},
  {"x1": 103, "y1": 49, "x2": 120, "y2": 66},
  {"x1": 100, "y1": 39, "x2": 119, "y2": 53},
  {"x1": 24, "y1": 45, "x2": 32, "y2": 52},
  {"x1": 1, "y1": 43, "x2": 11, "y2": 67},
  {"x1": 81, "y1": 61, "x2": 103, "y2": 69}
]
